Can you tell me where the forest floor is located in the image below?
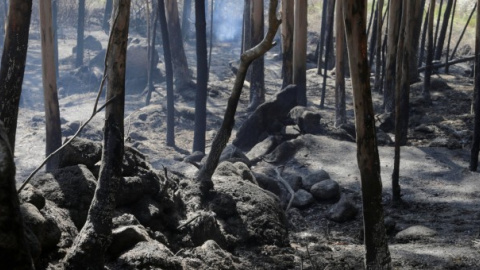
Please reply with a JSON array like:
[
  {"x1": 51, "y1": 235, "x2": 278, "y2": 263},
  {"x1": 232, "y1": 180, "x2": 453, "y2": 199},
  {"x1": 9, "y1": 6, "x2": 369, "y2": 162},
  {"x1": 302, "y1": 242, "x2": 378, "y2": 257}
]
[{"x1": 14, "y1": 24, "x2": 480, "y2": 269}]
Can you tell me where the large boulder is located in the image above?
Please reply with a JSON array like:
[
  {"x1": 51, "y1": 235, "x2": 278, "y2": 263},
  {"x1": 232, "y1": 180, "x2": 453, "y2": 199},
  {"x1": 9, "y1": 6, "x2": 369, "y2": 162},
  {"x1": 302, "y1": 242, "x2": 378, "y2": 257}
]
[
  {"x1": 181, "y1": 240, "x2": 241, "y2": 270},
  {"x1": 109, "y1": 241, "x2": 182, "y2": 270},
  {"x1": 107, "y1": 225, "x2": 151, "y2": 257},
  {"x1": 288, "y1": 106, "x2": 322, "y2": 134},
  {"x1": 233, "y1": 85, "x2": 298, "y2": 151},
  {"x1": 210, "y1": 161, "x2": 289, "y2": 247},
  {"x1": 30, "y1": 165, "x2": 97, "y2": 229},
  {"x1": 58, "y1": 137, "x2": 102, "y2": 171},
  {"x1": 40, "y1": 200, "x2": 78, "y2": 251},
  {"x1": 19, "y1": 184, "x2": 46, "y2": 210}
]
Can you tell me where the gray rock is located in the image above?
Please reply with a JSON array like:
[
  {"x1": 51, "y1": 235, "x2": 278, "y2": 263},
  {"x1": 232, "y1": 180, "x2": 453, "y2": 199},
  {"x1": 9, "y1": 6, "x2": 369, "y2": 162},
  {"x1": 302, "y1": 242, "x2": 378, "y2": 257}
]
[
  {"x1": 246, "y1": 136, "x2": 282, "y2": 162},
  {"x1": 375, "y1": 112, "x2": 394, "y2": 133},
  {"x1": 233, "y1": 162, "x2": 257, "y2": 185},
  {"x1": 123, "y1": 196, "x2": 162, "y2": 225},
  {"x1": 282, "y1": 125, "x2": 301, "y2": 138},
  {"x1": 181, "y1": 240, "x2": 239, "y2": 270},
  {"x1": 288, "y1": 106, "x2": 322, "y2": 134},
  {"x1": 122, "y1": 146, "x2": 152, "y2": 176},
  {"x1": 110, "y1": 241, "x2": 181, "y2": 270},
  {"x1": 116, "y1": 174, "x2": 161, "y2": 207},
  {"x1": 376, "y1": 129, "x2": 393, "y2": 146},
  {"x1": 31, "y1": 165, "x2": 97, "y2": 229},
  {"x1": 40, "y1": 200, "x2": 78, "y2": 250},
  {"x1": 83, "y1": 35, "x2": 102, "y2": 51},
  {"x1": 58, "y1": 137, "x2": 102, "y2": 171},
  {"x1": 19, "y1": 184, "x2": 45, "y2": 210},
  {"x1": 254, "y1": 172, "x2": 286, "y2": 202},
  {"x1": 292, "y1": 189, "x2": 315, "y2": 208},
  {"x1": 183, "y1": 212, "x2": 227, "y2": 248},
  {"x1": 327, "y1": 195, "x2": 358, "y2": 223},
  {"x1": 263, "y1": 139, "x2": 304, "y2": 164},
  {"x1": 24, "y1": 227, "x2": 41, "y2": 260},
  {"x1": 233, "y1": 85, "x2": 298, "y2": 151},
  {"x1": 310, "y1": 179, "x2": 340, "y2": 201},
  {"x1": 219, "y1": 144, "x2": 251, "y2": 167},
  {"x1": 285, "y1": 175, "x2": 302, "y2": 191},
  {"x1": 112, "y1": 213, "x2": 141, "y2": 229},
  {"x1": 108, "y1": 225, "x2": 151, "y2": 257},
  {"x1": 184, "y1": 151, "x2": 205, "y2": 164},
  {"x1": 302, "y1": 170, "x2": 330, "y2": 191},
  {"x1": 20, "y1": 203, "x2": 46, "y2": 244},
  {"x1": 395, "y1": 225, "x2": 437, "y2": 242}
]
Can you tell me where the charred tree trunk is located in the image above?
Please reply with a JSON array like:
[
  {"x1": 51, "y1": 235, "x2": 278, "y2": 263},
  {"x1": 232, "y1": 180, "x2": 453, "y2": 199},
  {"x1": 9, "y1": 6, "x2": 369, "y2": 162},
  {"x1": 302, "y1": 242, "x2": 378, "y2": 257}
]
[
  {"x1": 434, "y1": 0, "x2": 454, "y2": 61},
  {"x1": 433, "y1": 0, "x2": 444, "y2": 52},
  {"x1": 182, "y1": 0, "x2": 192, "y2": 41},
  {"x1": 419, "y1": 7, "x2": 429, "y2": 67},
  {"x1": 373, "y1": 0, "x2": 385, "y2": 93},
  {"x1": 445, "y1": 0, "x2": 457, "y2": 73},
  {"x1": 103, "y1": 0, "x2": 113, "y2": 32},
  {"x1": 145, "y1": 0, "x2": 158, "y2": 106},
  {"x1": 424, "y1": 0, "x2": 435, "y2": 103},
  {"x1": 335, "y1": 0, "x2": 346, "y2": 126},
  {"x1": 343, "y1": 1, "x2": 392, "y2": 268},
  {"x1": 196, "y1": 0, "x2": 281, "y2": 195},
  {"x1": 293, "y1": 0, "x2": 308, "y2": 106},
  {"x1": 0, "y1": 0, "x2": 32, "y2": 154},
  {"x1": 450, "y1": 4, "x2": 476, "y2": 60},
  {"x1": 160, "y1": 0, "x2": 175, "y2": 147},
  {"x1": 368, "y1": 3, "x2": 379, "y2": 67},
  {"x1": 0, "y1": 122, "x2": 34, "y2": 269},
  {"x1": 0, "y1": 1, "x2": 5, "y2": 48},
  {"x1": 281, "y1": 0, "x2": 294, "y2": 88},
  {"x1": 408, "y1": 0, "x2": 425, "y2": 82},
  {"x1": 248, "y1": 0, "x2": 265, "y2": 111},
  {"x1": 53, "y1": 0, "x2": 59, "y2": 80},
  {"x1": 40, "y1": 0, "x2": 62, "y2": 171},
  {"x1": 471, "y1": 0, "x2": 480, "y2": 171},
  {"x1": 383, "y1": 0, "x2": 402, "y2": 113},
  {"x1": 193, "y1": 0, "x2": 208, "y2": 153},
  {"x1": 75, "y1": 0, "x2": 85, "y2": 67},
  {"x1": 62, "y1": 1, "x2": 130, "y2": 268},
  {"x1": 320, "y1": 0, "x2": 335, "y2": 108},
  {"x1": 316, "y1": 0, "x2": 328, "y2": 74},
  {"x1": 165, "y1": 0, "x2": 192, "y2": 90}
]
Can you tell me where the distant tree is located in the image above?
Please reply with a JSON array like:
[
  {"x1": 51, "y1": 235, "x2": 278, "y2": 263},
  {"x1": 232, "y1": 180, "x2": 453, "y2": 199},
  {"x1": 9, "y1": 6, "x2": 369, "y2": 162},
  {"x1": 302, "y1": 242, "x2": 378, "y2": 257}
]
[
  {"x1": 343, "y1": 1, "x2": 392, "y2": 268},
  {"x1": 75, "y1": 0, "x2": 85, "y2": 67},
  {"x1": 445, "y1": 0, "x2": 457, "y2": 73},
  {"x1": 293, "y1": 0, "x2": 307, "y2": 106},
  {"x1": 63, "y1": 1, "x2": 130, "y2": 268},
  {"x1": 248, "y1": 0, "x2": 265, "y2": 111},
  {"x1": 384, "y1": 0, "x2": 402, "y2": 113},
  {"x1": 160, "y1": 0, "x2": 176, "y2": 147},
  {"x1": 193, "y1": 0, "x2": 208, "y2": 153},
  {"x1": 335, "y1": 0, "x2": 346, "y2": 126},
  {"x1": 39, "y1": 0, "x2": 62, "y2": 171},
  {"x1": 242, "y1": 0, "x2": 251, "y2": 55},
  {"x1": 316, "y1": 0, "x2": 328, "y2": 74},
  {"x1": 53, "y1": 0, "x2": 59, "y2": 80},
  {"x1": 145, "y1": 0, "x2": 158, "y2": 106},
  {"x1": 0, "y1": 1, "x2": 6, "y2": 49},
  {"x1": 320, "y1": 0, "x2": 335, "y2": 108},
  {"x1": 373, "y1": 0, "x2": 384, "y2": 93},
  {"x1": 423, "y1": 0, "x2": 435, "y2": 103},
  {"x1": 471, "y1": 0, "x2": 480, "y2": 171},
  {"x1": 103, "y1": 0, "x2": 113, "y2": 32},
  {"x1": 408, "y1": 0, "x2": 426, "y2": 82},
  {"x1": 0, "y1": 122, "x2": 34, "y2": 269},
  {"x1": 434, "y1": 0, "x2": 454, "y2": 61},
  {"x1": 0, "y1": 0, "x2": 33, "y2": 154},
  {"x1": 281, "y1": 0, "x2": 294, "y2": 88},
  {"x1": 196, "y1": 0, "x2": 281, "y2": 195},
  {"x1": 182, "y1": 0, "x2": 192, "y2": 41},
  {"x1": 433, "y1": 0, "x2": 444, "y2": 52},
  {"x1": 165, "y1": 0, "x2": 192, "y2": 90}
]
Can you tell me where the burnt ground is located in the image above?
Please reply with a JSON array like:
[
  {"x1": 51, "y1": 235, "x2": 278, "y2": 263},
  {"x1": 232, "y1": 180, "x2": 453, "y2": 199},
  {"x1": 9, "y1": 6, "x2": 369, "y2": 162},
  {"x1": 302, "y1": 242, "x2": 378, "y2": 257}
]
[{"x1": 14, "y1": 24, "x2": 480, "y2": 269}]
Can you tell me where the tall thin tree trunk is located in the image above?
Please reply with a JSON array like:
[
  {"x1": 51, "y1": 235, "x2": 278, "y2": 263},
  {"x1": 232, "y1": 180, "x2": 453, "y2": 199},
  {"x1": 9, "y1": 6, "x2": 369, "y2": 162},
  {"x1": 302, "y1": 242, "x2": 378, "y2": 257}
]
[
  {"x1": 76, "y1": 0, "x2": 85, "y2": 67},
  {"x1": 40, "y1": 0, "x2": 62, "y2": 171},
  {"x1": 450, "y1": 4, "x2": 476, "y2": 60},
  {"x1": 419, "y1": 7, "x2": 429, "y2": 67},
  {"x1": 293, "y1": 0, "x2": 307, "y2": 106},
  {"x1": 182, "y1": 0, "x2": 192, "y2": 41},
  {"x1": 408, "y1": 0, "x2": 425, "y2": 82},
  {"x1": 434, "y1": 0, "x2": 454, "y2": 60},
  {"x1": 335, "y1": 0, "x2": 346, "y2": 126},
  {"x1": 367, "y1": 0, "x2": 377, "y2": 37},
  {"x1": 383, "y1": 0, "x2": 402, "y2": 113},
  {"x1": 342, "y1": 1, "x2": 391, "y2": 268},
  {"x1": 320, "y1": 0, "x2": 335, "y2": 108},
  {"x1": 103, "y1": 0, "x2": 113, "y2": 32},
  {"x1": 316, "y1": 0, "x2": 328, "y2": 74},
  {"x1": 470, "y1": 0, "x2": 480, "y2": 171},
  {"x1": 160, "y1": 0, "x2": 175, "y2": 147},
  {"x1": 0, "y1": 0, "x2": 33, "y2": 154},
  {"x1": 193, "y1": 0, "x2": 208, "y2": 153},
  {"x1": 424, "y1": 0, "x2": 435, "y2": 103},
  {"x1": 368, "y1": 3, "x2": 379, "y2": 67},
  {"x1": 248, "y1": 0, "x2": 265, "y2": 111},
  {"x1": 374, "y1": 0, "x2": 385, "y2": 93},
  {"x1": 281, "y1": 0, "x2": 294, "y2": 88},
  {"x1": 433, "y1": 0, "x2": 444, "y2": 52},
  {"x1": 145, "y1": 0, "x2": 158, "y2": 106},
  {"x1": 63, "y1": 1, "x2": 130, "y2": 268},
  {"x1": 53, "y1": 0, "x2": 59, "y2": 80},
  {"x1": 0, "y1": 122, "x2": 34, "y2": 269},
  {"x1": 445, "y1": 0, "x2": 457, "y2": 73}
]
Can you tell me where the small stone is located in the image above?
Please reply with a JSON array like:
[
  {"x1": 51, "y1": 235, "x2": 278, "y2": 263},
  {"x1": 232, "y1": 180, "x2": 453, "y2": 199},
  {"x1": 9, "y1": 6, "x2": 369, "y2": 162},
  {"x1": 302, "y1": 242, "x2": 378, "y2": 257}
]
[
  {"x1": 310, "y1": 179, "x2": 340, "y2": 201},
  {"x1": 292, "y1": 189, "x2": 315, "y2": 208},
  {"x1": 108, "y1": 225, "x2": 151, "y2": 257},
  {"x1": 302, "y1": 170, "x2": 330, "y2": 191},
  {"x1": 395, "y1": 225, "x2": 437, "y2": 242},
  {"x1": 19, "y1": 184, "x2": 45, "y2": 210},
  {"x1": 327, "y1": 195, "x2": 358, "y2": 223}
]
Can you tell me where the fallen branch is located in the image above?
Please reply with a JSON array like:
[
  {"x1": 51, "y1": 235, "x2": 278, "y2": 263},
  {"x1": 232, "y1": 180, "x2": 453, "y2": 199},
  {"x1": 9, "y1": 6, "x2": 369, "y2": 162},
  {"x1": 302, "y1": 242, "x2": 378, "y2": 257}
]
[
  {"x1": 275, "y1": 166, "x2": 295, "y2": 211},
  {"x1": 418, "y1": 56, "x2": 475, "y2": 72}
]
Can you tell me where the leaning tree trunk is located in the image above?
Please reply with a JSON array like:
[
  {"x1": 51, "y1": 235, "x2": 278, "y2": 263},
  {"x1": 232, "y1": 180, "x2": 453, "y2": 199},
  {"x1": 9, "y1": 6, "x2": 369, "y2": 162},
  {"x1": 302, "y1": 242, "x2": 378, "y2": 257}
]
[
  {"x1": 0, "y1": 121, "x2": 34, "y2": 269},
  {"x1": 293, "y1": 0, "x2": 308, "y2": 106},
  {"x1": 408, "y1": 0, "x2": 425, "y2": 83},
  {"x1": 248, "y1": 0, "x2": 265, "y2": 111},
  {"x1": 471, "y1": 0, "x2": 480, "y2": 171},
  {"x1": 383, "y1": 0, "x2": 402, "y2": 113},
  {"x1": 196, "y1": 0, "x2": 281, "y2": 196},
  {"x1": 424, "y1": 0, "x2": 435, "y2": 103},
  {"x1": 193, "y1": 0, "x2": 208, "y2": 153},
  {"x1": 75, "y1": 0, "x2": 85, "y2": 67},
  {"x1": 335, "y1": 0, "x2": 346, "y2": 126},
  {"x1": 343, "y1": 1, "x2": 392, "y2": 268},
  {"x1": 418, "y1": 6, "x2": 429, "y2": 67},
  {"x1": 165, "y1": 0, "x2": 192, "y2": 90},
  {"x1": 434, "y1": 0, "x2": 454, "y2": 61},
  {"x1": 445, "y1": 0, "x2": 457, "y2": 73},
  {"x1": 62, "y1": 1, "x2": 130, "y2": 268},
  {"x1": 159, "y1": 0, "x2": 175, "y2": 147},
  {"x1": 281, "y1": 0, "x2": 294, "y2": 88},
  {"x1": 320, "y1": 0, "x2": 335, "y2": 108},
  {"x1": 40, "y1": 0, "x2": 62, "y2": 172},
  {"x1": 433, "y1": 0, "x2": 444, "y2": 53},
  {"x1": 103, "y1": 0, "x2": 113, "y2": 32},
  {"x1": 0, "y1": 0, "x2": 32, "y2": 155}
]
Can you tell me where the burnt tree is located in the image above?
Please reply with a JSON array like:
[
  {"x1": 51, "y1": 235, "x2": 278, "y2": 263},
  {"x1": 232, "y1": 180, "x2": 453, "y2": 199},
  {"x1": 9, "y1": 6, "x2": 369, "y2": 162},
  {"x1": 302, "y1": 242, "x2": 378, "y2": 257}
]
[
  {"x1": 471, "y1": 0, "x2": 480, "y2": 171},
  {"x1": 423, "y1": 0, "x2": 435, "y2": 103},
  {"x1": 281, "y1": 0, "x2": 294, "y2": 88},
  {"x1": 343, "y1": 0, "x2": 392, "y2": 268},
  {"x1": 384, "y1": 0, "x2": 402, "y2": 113},
  {"x1": 293, "y1": 0, "x2": 307, "y2": 106},
  {"x1": 62, "y1": 1, "x2": 130, "y2": 268},
  {"x1": 434, "y1": 0, "x2": 454, "y2": 61},
  {"x1": 76, "y1": 0, "x2": 85, "y2": 67},
  {"x1": 248, "y1": 0, "x2": 265, "y2": 111},
  {"x1": 335, "y1": 0, "x2": 346, "y2": 126}
]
